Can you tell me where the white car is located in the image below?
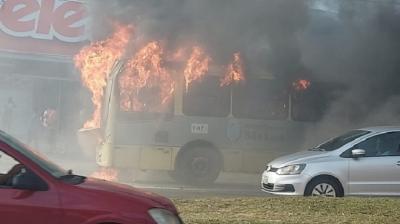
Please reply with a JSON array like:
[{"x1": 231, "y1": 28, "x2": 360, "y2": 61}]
[{"x1": 261, "y1": 126, "x2": 400, "y2": 197}]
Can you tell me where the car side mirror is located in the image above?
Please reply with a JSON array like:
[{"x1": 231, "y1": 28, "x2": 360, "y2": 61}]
[
  {"x1": 12, "y1": 169, "x2": 48, "y2": 191},
  {"x1": 352, "y1": 149, "x2": 366, "y2": 158}
]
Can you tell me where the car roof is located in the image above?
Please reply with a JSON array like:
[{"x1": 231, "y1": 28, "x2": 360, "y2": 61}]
[{"x1": 358, "y1": 126, "x2": 400, "y2": 133}]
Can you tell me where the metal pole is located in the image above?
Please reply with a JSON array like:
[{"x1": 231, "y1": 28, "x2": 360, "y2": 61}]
[
  {"x1": 229, "y1": 86, "x2": 233, "y2": 118},
  {"x1": 288, "y1": 93, "x2": 293, "y2": 121},
  {"x1": 56, "y1": 80, "x2": 62, "y2": 152}
]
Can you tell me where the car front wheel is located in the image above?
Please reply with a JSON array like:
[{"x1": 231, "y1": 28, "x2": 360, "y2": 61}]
[{"x1": 304, "y1": 177, "x2": 343, "y2": 197}]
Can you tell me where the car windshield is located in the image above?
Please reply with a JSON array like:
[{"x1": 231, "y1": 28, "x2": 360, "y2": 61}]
[
  {"x1": 313, "y1": 130, "x2": 371, "y2": 152},
  {"x1": 0, "y1": 131, "x2": 69, "y2": 178}
]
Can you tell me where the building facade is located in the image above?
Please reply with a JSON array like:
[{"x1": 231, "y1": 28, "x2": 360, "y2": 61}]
[{"x1": 0, "y1": 0, "x2": 88, "y2": 151}]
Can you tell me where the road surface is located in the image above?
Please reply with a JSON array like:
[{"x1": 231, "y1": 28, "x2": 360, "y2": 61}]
[{"x1": 50, "y1": 153, "x2": 268, "y2": 198}]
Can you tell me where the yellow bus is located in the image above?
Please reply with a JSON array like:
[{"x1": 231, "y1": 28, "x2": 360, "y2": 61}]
[{"x1": 80, "y1": 60, "x2": 329, "y2": 185}]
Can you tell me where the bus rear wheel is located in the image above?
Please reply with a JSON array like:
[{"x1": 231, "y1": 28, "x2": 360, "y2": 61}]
[{"x1": 174, "y1": 147, "x2": 221, "y2": 186}]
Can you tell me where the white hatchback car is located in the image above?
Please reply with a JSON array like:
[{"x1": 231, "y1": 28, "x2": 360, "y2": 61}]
[{"x1": 261, "y1": 126, "x2": 400, "y2": 197}]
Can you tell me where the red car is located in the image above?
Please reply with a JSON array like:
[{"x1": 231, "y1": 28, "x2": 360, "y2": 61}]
[{"x1": 0, "y1": 131, "x2": 183, "y2": 224}]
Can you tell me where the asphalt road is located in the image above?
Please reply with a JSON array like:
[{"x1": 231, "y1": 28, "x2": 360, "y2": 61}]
[
  {"x1": 50, "y1": 154, "x2": 268, "y2": 198},
  {"x1": 133, "y1": 182, "x2": 267, "y2": 198}
]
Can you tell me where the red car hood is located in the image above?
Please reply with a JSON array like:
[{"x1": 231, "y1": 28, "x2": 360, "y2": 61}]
[{"x1": 78, "y1": 177, "x2": 177, "y2": 212}]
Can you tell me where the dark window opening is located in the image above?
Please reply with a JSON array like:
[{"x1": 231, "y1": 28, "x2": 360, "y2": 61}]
[
  {"x1": 291, "y1": 82, "x2": 331, "y2": 122},
  {"x1": 233, "y1": 79, "x2": 288, "y2": 120},
  {"x1": 183, "y1": 76, "x2": 230, "y2": 117}
]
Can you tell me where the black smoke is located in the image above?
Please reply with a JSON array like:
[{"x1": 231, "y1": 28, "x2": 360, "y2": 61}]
[
  {"x1": 88, "y1": 0, "x2": 309, "y2": 83},
  {"x1": 300, "y1": 0, "x2": 400, "y2": 146},
  {"x1": 88, "y1": 0, "x2": 400, "y2": 147}
]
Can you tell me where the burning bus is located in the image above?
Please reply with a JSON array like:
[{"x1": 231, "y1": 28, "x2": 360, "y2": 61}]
[{"x1": 75, "y1": 25, "x2": 332, "y2": 185}]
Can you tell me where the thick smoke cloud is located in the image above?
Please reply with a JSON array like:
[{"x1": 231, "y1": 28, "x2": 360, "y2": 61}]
[
  {"x1": 88, "y1": 0, "x2": 400, "y2": 148},
  {"x1": 88, "y1": 0, "x2": 308, "y2": 82},
  {"x1": 300, "y1": 0, "x2": 400, "y2": 147}
]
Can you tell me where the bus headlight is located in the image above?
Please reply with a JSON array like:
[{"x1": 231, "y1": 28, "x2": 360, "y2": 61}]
[
  {"x1": 148, "y1": 208, "x2": 182, "y2": 224},
  {"x1": 276, "y1": 164, "x2": 306, "y2": 175}
]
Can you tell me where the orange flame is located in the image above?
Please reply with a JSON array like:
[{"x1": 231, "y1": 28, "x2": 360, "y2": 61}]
[
  {"x1": 293, "y1": 79, "x2": 311, "y2": 91},
  {"x1": 91, "y1": 167, "x2": 118, "y2": 182},
  {"x1": 74, "y1": 24, "x2": 133, "y2": 128},
  {"x1": 119, "y1": 41, "x2": 175, "y2": 112},
  {"x1": 221, "y1": 52, "x2": 245, "y2": 87},
  {"x1": 184, "y1": 46, "x2": 211, "y2": 91}
]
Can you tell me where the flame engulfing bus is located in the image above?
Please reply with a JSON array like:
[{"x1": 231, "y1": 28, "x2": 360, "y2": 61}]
[
  {"x1": 74, "y1": 25, "x2": 334, "y2": 185},
  {"x1": 77, "y1": 56, "x2": 332, "y2": 185}
]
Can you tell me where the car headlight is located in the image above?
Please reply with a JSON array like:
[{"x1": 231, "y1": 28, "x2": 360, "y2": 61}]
[
  {"x1": 276, "y1": 164, "x2": 306, "y2": 175},
  {"x1": 148, "y1": 208, "x2": 182, "y2": 224}
]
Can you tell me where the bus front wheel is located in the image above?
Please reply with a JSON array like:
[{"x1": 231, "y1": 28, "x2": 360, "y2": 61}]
[{"x1": 174, "y1": 147, "x2": 222, "y2": 186}]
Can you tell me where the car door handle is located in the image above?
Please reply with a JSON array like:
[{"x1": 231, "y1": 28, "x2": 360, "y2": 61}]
[{"x1": 396, "y1": 161, "x2": 400, "y2": 166}]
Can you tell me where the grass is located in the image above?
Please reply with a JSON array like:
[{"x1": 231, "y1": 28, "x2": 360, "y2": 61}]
[{"x1": 174, "y1": 197, "x2": 400, "y2": 224}]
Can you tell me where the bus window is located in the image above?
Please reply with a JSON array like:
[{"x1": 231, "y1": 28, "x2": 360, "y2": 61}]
[
  {"x1": 183, "y1": 76, "x2": 230, "y2": 117},
  {"x1": 291, "y1": 83, "x2": 326, "y2": 122},
  {"x1": 232, "y1": 79, "x2": 288, "y2": 120},
  {"x1": 117, "y1": 83, "x2": 174, "y2": 120}
]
